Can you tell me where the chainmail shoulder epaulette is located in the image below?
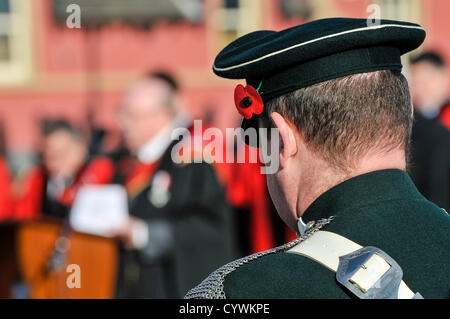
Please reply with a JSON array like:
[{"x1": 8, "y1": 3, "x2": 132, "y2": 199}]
[{"x1": 184, "y1": 217, "x2": 334, "y2": 299}]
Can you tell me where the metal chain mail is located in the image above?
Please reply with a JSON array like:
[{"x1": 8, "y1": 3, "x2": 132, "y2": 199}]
[{"x1": 184, "y1": 217, "x2": 334, "y2": 299}]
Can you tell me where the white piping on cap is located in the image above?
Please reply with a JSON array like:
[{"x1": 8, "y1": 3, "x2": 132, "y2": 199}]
[{"x1": 213, "y1": 24, "x2": 425, "y2": 72}]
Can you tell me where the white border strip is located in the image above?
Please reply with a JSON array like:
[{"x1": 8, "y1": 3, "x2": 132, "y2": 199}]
[{"x1": 213, "y1": 24, "x2": 425, "y2": 72}]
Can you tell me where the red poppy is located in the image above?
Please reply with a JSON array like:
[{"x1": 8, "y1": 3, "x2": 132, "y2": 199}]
[{"x1": 234, "y1": 84, "x2": 264, "y2": 119}]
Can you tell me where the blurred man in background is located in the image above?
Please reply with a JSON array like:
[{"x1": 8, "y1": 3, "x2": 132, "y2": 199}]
[
  {"x1": 410, "y1": 111, "x2": 450, "y2": 212},
  {"x1": 113, "y1": 72, "x2": 236, "y2": 298},
  {"x1": 410, "y1": 51, "x2": 450, "y2": 128},
  {"x1": 13, "y1": 120, "x2": 114, "y2": 219},
  {"x1": 409, "y1": 52, "x2": 450, "y2": 212}
]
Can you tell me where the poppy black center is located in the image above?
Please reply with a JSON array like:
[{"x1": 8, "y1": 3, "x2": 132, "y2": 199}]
[{"x1": 242, "y1": 97, "x2": 252, "y2": 108}]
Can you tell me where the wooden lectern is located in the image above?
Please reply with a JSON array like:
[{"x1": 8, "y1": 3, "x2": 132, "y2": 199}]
[{"x1": 3, "y1": 219, "x2": 119, "y2": 299}]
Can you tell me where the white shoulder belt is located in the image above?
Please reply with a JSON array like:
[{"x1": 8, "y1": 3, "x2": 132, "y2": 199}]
[{"x1": 287, "y1": 230, "x2": 418, "y2": 299}]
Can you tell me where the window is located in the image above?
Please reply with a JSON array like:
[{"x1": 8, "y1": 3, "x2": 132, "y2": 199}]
[
  {"x1": 53, "y1": 0, "x2": 204, "y2": 26},
  {"x1": 216, "y1": 0, "x2": 261, "y2": 48},
  {"x1": 380, "y1": 0, "x2": 421, "y2": 22},
  {"x1": 0, "y1": 0, "x2": 33, "y2": 86},
  {"x1": 0, "y1": 0, "x2": 11, "y2": 61},
  {"x1": 280, "y1": 0, "x2": 312, "y2": 20}
]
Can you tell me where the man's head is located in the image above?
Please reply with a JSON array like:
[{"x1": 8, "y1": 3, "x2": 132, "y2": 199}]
[
  {"x1": 409, "y1": 51, "x2": 449, "y2": 115},
  {"x1": 212, "y1": 18, "x2": 426, "y2": 232},
  {"x1": 41, "y1": 120, "x2": 87, "y2": 178},
  {"x1": 118, "y1": 72, "x2": 179, "y2": 153},
  {"x1": 263, "y1": 70, "x2": 413, "y2": 229}
]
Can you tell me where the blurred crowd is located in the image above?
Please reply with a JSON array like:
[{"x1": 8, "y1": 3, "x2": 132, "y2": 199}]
[
  {"x1": 0, "y1": 49, "x2": 449, "y2": 298},
  {"x1": 0, "y1": 70, "x2": 292, "y2": 298}
]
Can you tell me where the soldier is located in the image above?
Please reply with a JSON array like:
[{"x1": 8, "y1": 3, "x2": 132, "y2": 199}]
[{"x1": 186, "y1": 18, "x2": 450, "y2": 299}]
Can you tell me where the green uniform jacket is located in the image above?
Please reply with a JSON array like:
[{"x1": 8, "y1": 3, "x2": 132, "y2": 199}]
[{"x1": 187, "y1": 169, "x2": 450, "y2": 299}]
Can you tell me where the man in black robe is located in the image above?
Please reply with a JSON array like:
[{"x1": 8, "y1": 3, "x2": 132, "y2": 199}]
[
  {"x1": 409, "y1": 52, "x2": 450, "y2": 212},
  {"x1": 409, "y1": 51, "x2": 450, "y2": 128},
  {"x1": 112, "y1": 72, "x2": 236, "y2": 298},
  {"x1": 410, "y1": 111, "x2": 450, "y2": 212}
]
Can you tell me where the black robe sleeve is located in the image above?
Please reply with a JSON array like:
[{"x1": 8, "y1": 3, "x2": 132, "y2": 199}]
[
  {"x1": 170, "y1": 163, "x2": 235, "y2": 296},
  {"x1": 123, "y1": 158, "x2": 237, "y2": 298}
]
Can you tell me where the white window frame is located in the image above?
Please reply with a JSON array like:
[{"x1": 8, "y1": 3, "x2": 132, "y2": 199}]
[
  {"x1": 216, "y1": 0, "x2": 261, "y2": 35},
  {"x1": 0, "y1": 0, "x2": 33, "y2": 86}
]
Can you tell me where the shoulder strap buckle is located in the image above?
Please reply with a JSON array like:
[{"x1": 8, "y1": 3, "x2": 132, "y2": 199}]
[{"x1": 336, "y1": 246, "x2": 423, "y2": 299}]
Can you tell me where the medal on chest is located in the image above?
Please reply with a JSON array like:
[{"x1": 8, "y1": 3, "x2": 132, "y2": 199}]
[{"x1": 147, "y1": 170, "x2": 172, "y2": 208}]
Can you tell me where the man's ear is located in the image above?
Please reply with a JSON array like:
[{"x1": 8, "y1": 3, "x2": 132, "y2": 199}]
[{"x1": 270, "y1": 112, "x2": 297, "y2": 168}]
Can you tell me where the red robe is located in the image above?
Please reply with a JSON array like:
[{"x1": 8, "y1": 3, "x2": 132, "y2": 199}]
[
  {"x1": 224, "y1": 159, "x2": 275, "y2": 253},
  {"x1": 0, "y1": 156, "x2": 12, "y2": 220},
  {"x1": 439, "y1": 101, "x2": 450, "y2": 129}
]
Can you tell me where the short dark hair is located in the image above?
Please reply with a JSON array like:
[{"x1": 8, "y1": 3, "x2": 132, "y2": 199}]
[
  {"x1": 266, "y1": 70, "x2": 413, "y2": 172},
  {"x1": 42, "y1": 119, "x2": 84, "y2": 140},
  {"x1": 410, "y1": 51, "x2": 446, "y2": 68},
  {"x1": 143, "y1": 71, "x2": 179, "y2": 111},
  {"x1": 147, "y1": 71, "x2": 179, "y2": 92}
]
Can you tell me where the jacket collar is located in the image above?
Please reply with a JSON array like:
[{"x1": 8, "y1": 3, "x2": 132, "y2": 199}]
[{"x1": 302, "y1": 169, "x2": 423, "y2": 224}]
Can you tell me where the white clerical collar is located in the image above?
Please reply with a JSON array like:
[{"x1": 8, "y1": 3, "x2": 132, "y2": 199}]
[{"x1": 137, "y1": 115, "x2": 191, "y2": 163}]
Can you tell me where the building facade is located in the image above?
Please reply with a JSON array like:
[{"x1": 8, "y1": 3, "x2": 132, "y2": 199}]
[{"x1": 0, "y1": 0, "x2": 448, "y2": 173}]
